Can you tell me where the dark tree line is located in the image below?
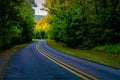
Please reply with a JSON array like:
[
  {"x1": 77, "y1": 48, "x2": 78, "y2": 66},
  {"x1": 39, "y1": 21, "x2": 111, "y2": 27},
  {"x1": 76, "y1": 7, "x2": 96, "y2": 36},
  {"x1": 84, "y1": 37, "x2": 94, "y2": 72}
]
[
  {"x1": 42, "y1": 0, "x2": 120, "y2": 49},
  {"x1": 0, "y1": 0, "x2": 34, "y2": 50}
]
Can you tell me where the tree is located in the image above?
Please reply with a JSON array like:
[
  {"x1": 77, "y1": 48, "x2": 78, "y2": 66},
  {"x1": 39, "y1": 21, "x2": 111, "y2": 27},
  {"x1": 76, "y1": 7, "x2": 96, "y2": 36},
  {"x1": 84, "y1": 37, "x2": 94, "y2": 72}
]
[
  {"x1": 42, "y1": 0, "x2": 120, "y2": 49},
  {"x1": 0, "y1": 0, "x2": 34, "y2": 50}
]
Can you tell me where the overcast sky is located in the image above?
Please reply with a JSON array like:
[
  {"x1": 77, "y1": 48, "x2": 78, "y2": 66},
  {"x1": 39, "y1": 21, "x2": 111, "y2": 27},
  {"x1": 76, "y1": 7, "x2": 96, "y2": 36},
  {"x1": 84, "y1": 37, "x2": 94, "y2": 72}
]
[{"x1": 33, "y1": 0, "x2": 47, "y2": 15}]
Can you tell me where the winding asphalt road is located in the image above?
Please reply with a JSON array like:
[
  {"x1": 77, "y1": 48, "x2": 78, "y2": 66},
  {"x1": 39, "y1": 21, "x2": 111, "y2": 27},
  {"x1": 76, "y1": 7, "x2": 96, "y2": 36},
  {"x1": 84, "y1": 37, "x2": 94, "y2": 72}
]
[{"x1": 4, "y1": 40, "x2": 120, "y2": 80}]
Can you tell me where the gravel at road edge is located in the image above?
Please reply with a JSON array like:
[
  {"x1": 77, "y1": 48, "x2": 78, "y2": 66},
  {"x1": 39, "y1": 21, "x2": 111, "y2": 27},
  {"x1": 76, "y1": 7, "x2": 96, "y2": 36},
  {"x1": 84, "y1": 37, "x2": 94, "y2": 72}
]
[{"x1": 0, "y1": 52, "x2": 15, "y2": 80}]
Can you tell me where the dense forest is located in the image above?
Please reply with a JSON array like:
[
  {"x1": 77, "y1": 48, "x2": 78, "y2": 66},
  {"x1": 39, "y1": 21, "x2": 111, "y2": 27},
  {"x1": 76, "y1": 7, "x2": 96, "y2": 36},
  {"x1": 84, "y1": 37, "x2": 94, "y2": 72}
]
[
  {"x1": 1, "y1": 0, "x2": 120, "y2": 52},
  {"x1": 40, "y1": 0, "x2": 120, "y2": 49},
  {"x1": 0, "y1": 0, "x2": 34, "y2": 50}
]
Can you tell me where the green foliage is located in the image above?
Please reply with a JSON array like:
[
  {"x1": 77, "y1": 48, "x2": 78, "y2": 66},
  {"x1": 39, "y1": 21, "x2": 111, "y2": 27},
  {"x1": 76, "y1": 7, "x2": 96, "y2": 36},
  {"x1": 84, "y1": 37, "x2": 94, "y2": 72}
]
[
  {"x1": 33, "y1": 30, "x2": 45, "y2": 39},
  {"x1": 42, "y1": 0, "x2": 120, "y2": 49},
  {"x1": 0, "y1": 0, "x2": 34, "y2": 50},
  {"x1": 93, "y1": 44, "x2": 120, "y2": 54},
  {"x1": 34, "y1": 15, "x2": 50, "y2": 39}
]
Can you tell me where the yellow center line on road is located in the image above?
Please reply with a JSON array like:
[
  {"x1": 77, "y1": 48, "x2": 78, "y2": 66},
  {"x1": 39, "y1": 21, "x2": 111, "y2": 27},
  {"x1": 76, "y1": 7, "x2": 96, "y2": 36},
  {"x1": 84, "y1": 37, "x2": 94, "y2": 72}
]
[
  {"x1": 36, "y1": 44, "x2": 98, "y2": 80},
  {"x1": 41, "y1": 50, "x2": 98, "y2": 80},
  {"x1": 36, "y1": 45, "x2": 89, "y2": 80}
]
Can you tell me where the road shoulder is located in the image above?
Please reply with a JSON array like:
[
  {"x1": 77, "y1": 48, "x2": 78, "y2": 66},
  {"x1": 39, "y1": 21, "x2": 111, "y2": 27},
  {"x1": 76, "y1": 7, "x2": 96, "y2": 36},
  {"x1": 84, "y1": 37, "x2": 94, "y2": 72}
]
[{"x1": 0, "y1": 43, "x2": 31, "y2": 80}]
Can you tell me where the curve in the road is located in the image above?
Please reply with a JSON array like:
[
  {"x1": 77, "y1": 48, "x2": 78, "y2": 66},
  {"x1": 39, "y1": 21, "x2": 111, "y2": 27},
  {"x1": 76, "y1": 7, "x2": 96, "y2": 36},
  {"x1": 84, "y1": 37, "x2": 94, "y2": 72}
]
[
  {"x1": 36, "y1": 43, "x2": 98, "y2": 80},
  {"x1": 38, "y1": 40, "x2": 120, "y2": 80},
  {"x1": 4, "y1": 40, "x2": 120, "y2": 80}
]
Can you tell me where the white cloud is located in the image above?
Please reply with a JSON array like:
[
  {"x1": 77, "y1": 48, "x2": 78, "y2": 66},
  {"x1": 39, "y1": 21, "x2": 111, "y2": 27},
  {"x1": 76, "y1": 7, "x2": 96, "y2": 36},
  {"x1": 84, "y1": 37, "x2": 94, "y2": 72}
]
[{"x1": 33, "y1": 0, "x2": 47, "y2": 15}]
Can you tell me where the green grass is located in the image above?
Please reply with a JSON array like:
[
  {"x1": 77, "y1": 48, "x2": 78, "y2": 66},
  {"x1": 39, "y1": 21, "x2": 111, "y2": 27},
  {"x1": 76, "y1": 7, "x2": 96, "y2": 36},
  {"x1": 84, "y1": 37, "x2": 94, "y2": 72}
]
[
  {"x1": 12, "y1": 43, "x2": 29, "y2": 49},
  {"x1": 93, "y1": 44, "x2": 120, "y2": 54},
  {"x1": 0, "y1": 42, "x2": 31, "y2": 57},
  {"x1": 46, "y1": 39, "x2": 120, "y2": 69}
]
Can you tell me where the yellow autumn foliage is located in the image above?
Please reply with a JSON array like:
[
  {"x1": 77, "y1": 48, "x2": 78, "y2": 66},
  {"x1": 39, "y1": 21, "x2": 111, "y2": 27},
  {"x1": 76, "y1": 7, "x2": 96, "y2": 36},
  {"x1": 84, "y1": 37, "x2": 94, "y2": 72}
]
[{"x1": 34, "y1": 15, "x2": 50, "y2": 32}]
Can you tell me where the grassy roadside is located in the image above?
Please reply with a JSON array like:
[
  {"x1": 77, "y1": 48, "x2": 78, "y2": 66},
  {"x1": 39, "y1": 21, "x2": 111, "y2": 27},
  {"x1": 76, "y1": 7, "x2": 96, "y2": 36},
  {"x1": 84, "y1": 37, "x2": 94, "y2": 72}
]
[
  {"x1": 46, "y1": 39, "x2": 120, "y2": 69},
  {"x1": 0, "y1": 42, "x2": 32, "y2": 80},
  {"x1": 0, "y1": 42, "x2": 31, "y2": 57}
]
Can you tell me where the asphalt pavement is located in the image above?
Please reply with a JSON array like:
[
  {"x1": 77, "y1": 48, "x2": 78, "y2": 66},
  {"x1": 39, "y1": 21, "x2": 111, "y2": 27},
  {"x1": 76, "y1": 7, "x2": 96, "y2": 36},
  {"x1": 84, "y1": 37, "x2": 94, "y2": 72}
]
[{"x1": 4, "y1": 40, "x2": 120, "y2": 80}]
